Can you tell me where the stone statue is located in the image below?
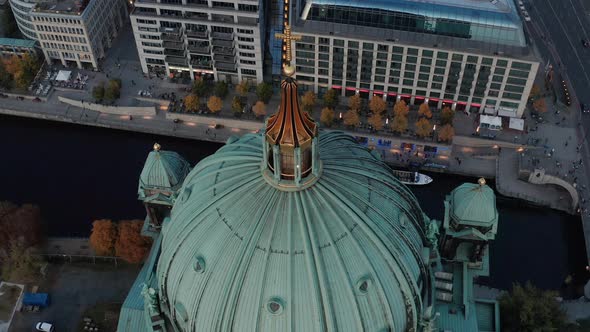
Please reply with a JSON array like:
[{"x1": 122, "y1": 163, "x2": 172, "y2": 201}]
[
  {"x1": 426, "y1": 219, "x2": 440, "y2": 248},
  {"x1": 141, "y1": 283, "x2": 159, "y2": 314}
]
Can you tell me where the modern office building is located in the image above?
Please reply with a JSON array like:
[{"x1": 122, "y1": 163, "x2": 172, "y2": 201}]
[
  {"x1": 27, "y1": 0, "x2": 127, "y2": 70},
  {"x1": 8, "y1": 0, "x2": 39, "y2": 40},
  {"x1": 290, "y1": 0, "x2": 539, "y2": 117},
  {"x1": 130, "y1": 0, "x2": 266, "y2": 84}
]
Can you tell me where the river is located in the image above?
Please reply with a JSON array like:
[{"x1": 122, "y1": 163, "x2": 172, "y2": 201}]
[{"x1": 0, "y1": 114, "x2": 587, "y2": 293}]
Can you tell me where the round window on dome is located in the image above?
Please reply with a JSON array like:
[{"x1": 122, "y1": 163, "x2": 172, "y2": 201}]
[
  {"x1": 193, "y1": 256, "x2": 206, "y2": 273},
  {"x1": 181, "y1": 187, "x2": 192, "y2": 203},
  {"x1": 267, "y1": 297, "x2": 284, "y2": 315},
  {"x1": 356, "y1": 276, "x2": 372, "y2": 294}
]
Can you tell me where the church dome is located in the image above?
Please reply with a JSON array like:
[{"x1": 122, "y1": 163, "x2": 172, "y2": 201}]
[
  {"x1": 138, "y1": 143, "x2": 191, "y2": 193},
  {"x1": 156, "y1": 131, "x2": 431, "y2": 331},
  {"x1": 449, "y1": 179, "x2": 498, "y2": 226}
]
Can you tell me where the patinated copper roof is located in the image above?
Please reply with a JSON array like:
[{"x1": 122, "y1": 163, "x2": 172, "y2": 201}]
[{"x1": 265, "y1": 77, "x2": 317, "y2": 149}]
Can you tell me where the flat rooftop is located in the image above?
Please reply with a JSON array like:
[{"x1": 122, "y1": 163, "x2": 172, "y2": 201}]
[{"x1": 32, "y1": 0, "x2": 87, "y2": 15}]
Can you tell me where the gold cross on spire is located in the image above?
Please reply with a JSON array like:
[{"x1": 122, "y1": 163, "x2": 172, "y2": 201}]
[{"x1": 275, "y1": 25, "x2": 302, "y2": 66}]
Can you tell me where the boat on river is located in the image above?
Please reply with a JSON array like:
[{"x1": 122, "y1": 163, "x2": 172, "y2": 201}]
[{"x1": 392, "y1": 170, "x2": 433, "y2": 186}]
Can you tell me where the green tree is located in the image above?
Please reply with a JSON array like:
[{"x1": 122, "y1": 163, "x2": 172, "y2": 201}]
[
  {"x1": 323, "y1": 88, "x2": 339, "y2": 108},
  {"x1": 418, "y1": 103, "x2": 433, "y2": 119},
  {"x1": 192, "y1": 78, "x2": 210, "y2": 97},
  {"x1": 0, "y1": 238, "x2": 44, "y2": 282},
  {"x1": 301, "y1": 91, "x2": 316, "y2": 114},
  {"x1": 369, "y1": 96, "x2": 386, "y2": 115},
  {"x1": 236, "y1": 80, "x2": 250, "y2": 97},
  {"x1": 500, "y1": 282, "x2": 568, "y2": 332},
  {"x1": 184, "y1": 94, "x2": 199, "y2": 112},
  {"x1": 320, "y1": 107, "x2": 335, "y2": 127},
  {"x1": 92, "y1": 83, "x2": 105, "y2": 102},
  {"x1": 415, "y1": 118, "x2": 433, "y2": 138},
  {"x1": 343, "y1": 109, "x2": 360, "y2": 128},
  {"x1": 231, "y1": 95, "x2": 244, "y2": 116},
  {"x1": 18, "y1": 54, "x2": 40, "y2": 89},
  {"x1": 441, "y1": 106, "x2": 455, "y2": 125},
  {"x1": 392, "y1": 115, "x2": 408, "y2": 134},
  {"x1": 368, "y1": 112, "x2": 383, "y2": 131},
  {"x1": 348, "y1": 94, "x2": 361, "y2": 111},
  {"x1": 214, "y1": 81, "x2": 228, "y2": 99},
  {"x1": 256, "y1": 82, "x2": 273, "y2": 103},
  {"x1": 104, "y1": 79, "x2": 121, "y2": 102},
  {"x1": 207, "y1": 96, "x2": 223, "y2": 113}
]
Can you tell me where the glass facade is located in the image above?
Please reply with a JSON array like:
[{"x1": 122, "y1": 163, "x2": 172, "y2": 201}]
[{"x1": 304, "y1": 0, "x2": 526, "y2": 47}]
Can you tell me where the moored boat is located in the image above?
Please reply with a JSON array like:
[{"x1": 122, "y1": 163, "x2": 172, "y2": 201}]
[{"x1": 392, "y1": 170, "x2": 433, "y2": 185}]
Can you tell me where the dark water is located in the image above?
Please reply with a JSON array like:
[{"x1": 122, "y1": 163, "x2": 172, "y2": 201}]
[{"x1": 0, "y1": 115, "x2": 587, "y2": 292}]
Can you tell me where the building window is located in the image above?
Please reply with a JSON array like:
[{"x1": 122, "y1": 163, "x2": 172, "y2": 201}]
[{"x1": 241, "y1": 68, "x2": 257, "y2": 76}]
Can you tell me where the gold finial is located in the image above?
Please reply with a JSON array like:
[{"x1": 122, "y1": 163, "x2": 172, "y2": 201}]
[
  {"x1": 153, "y1": 143, "x2": 161, "y2": 151},
  {"x1": 275, "y1": 25, "x2": 302, "y2": 76},
  {"x1": 478, "y1": 178, "x2": 486, "y2": 186}
]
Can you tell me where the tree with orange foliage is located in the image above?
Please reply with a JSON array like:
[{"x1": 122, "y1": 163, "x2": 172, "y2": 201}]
[
  {"x1": 348, "y1": 93, "x2": 361, "y2": 111},
  {"x1": 438, "y1": 124, "x2": 455, "y2": 142},
  {"x1": 320, "y1": 107, "x2": 335, "y2": 127},
  {"x1": 343, "y1": 109, "x2": 360, "y2": 128},
  {"x1": 252, "y1": 100, "x2": 266, "y2": 118},
  {"x1": 415, "y1": 118, "x2": 433, "y2": 138},
  {"x1": 369, "y1": 96, "x2": 386, "y2": 115},
  {"x1": 368, "y1": 112, "x2": 384, "y2": 131},
  {"x1": 441, "y1": 106, "x2": 455, "y2": 125},
  {"x1": 418, "y1": 103, "x2": 433, "y2": 119},
  {"x1": 184, "y1": 94, "x2": 199, "y2": 112},
  {"x1": 89, "y1": 219, "x2": 118, "y2": 256},
  {"x1": 2, "y1": 54, "x2": 39, "y2": 90},
  {"x1": 393, "y1": 100, "x2": 409, "y2": 117},
  {"x1": 207, "y1": 96, "x2": 223, "y2": 114},
  {"x1": 392, "y1": 114, "x2": 408, "y2": 134},
  {"x1": 115, "y1": 220, "x2": 152, "y2": 264},
  {"x1": 533, "y1": 98, "x2": 547, "y2": 113}
]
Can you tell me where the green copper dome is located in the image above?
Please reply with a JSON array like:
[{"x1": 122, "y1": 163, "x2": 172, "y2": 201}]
[
  {"x1": 449, "y1": 180, "x2": 498, "y2": 227},
  {"x1": 138, "y1": 144, "x2": 191, "y2": 195},
  {"x1": 156, "y1": 131, "x2": 431, "y2": 332}
]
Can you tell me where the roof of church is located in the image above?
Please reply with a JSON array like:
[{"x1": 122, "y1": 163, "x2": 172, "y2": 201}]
[
  {"x1": 138, "y1": 144, "x2": 190, "y2": 194},
  {"x1": 449, "y1": 180, "x2": 498, "y2": 227},
  {"x1": 265, "y1": 77, "x2": 317, "y2": 149},
  {"x1": 156, "y1": 131, "x2": 430, "y2": 331}
]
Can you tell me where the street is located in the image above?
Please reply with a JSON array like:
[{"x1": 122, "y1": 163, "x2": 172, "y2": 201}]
[{"x1": 526, "y1": 0, "x2": 590, "y2": 264}]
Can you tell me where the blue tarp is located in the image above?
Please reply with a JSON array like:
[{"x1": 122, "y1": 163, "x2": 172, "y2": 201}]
[{"x1": 22, "y1": 293, "x2": 49, "y2": 307}]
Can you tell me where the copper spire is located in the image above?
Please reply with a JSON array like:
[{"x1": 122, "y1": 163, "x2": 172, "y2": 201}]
[
  {"x1": 262, "y1": 25, "x2": 320, "y2": 186},
  {"x1": 265, "y1": 78, "x2": 317, "y2": 150}
]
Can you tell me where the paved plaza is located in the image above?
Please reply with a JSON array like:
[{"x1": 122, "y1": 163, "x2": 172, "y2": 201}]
[{"x1": 9, "y1": 263, "x2": 139, "y2": 332}]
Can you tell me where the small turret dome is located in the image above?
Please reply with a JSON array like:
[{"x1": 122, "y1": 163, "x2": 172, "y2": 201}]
[{"x1": 138, "y1": 144, "x2": 190, "y2": 195}]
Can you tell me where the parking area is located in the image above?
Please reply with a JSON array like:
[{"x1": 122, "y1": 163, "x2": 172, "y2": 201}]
[{"x1": 9, "y1": 262, "x2": 139, "y2": 332}]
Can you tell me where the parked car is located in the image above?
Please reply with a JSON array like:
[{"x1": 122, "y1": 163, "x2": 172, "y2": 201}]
[
  {"x1": 581, "y1": 102, "x2": 590, "y2": 113},
  {"x1": 35, "y1": 322, "x2": 54, "y2": 332},
  {"x1": 582, "y1": 39, "x2": 590, "y2": 48}
]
